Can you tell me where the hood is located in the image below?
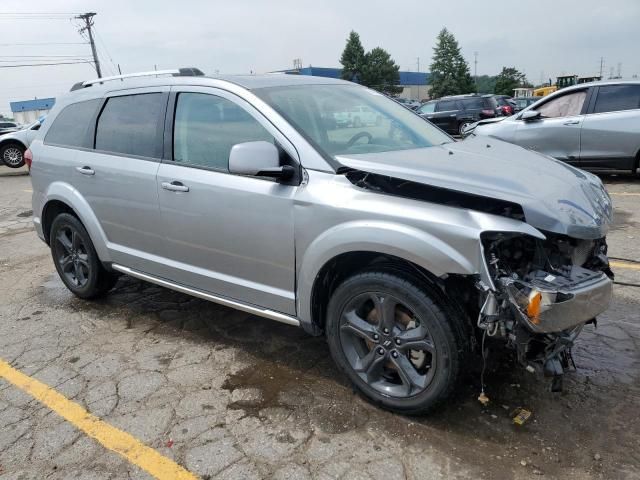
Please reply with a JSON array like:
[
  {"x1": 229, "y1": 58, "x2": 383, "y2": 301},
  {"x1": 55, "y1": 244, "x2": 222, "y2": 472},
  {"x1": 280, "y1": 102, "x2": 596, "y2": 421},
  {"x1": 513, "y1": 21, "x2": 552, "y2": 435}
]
[{"x1": 335, "y1": 136, "x2": 612, "y2": 240}]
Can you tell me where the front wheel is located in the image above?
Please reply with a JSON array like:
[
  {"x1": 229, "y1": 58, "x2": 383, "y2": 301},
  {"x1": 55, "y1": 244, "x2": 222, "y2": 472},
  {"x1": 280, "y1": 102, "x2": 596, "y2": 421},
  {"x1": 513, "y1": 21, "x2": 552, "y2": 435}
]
[
  {"x1": 325, "y1": 271, "x2": 464, "y2": 414},
  {"x1": 0, "y1": 143, "x2": 25, "y2": 168}
]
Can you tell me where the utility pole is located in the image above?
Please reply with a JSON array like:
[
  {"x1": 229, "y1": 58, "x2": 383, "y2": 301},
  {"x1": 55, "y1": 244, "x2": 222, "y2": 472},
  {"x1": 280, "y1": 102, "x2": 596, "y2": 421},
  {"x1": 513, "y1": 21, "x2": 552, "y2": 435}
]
[
  {"x1": 76, "y1": 12, "x2": 101, "y2": 78},
  {"x1": 599, "y1": 57, "x2": 604, "y2": 79},
  {"x1": 416, "y1": 57, "x2": 420, "y2": 72},
  {"x1": 474, "y1": 51, "x2": 478, "y2": 85}
]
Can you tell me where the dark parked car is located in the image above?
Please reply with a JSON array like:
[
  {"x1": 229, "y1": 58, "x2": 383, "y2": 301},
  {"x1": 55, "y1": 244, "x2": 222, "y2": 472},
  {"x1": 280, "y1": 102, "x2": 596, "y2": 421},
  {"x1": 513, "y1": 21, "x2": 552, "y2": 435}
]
[
  {"x1": 494, "y1": 95, "x2": 516, "y2": 116},
  {"x1": 0, "y1": 121, "x2": 19, "y2": 135},
  {"x1": 417, "y1": 94, "x2": 501, "y2": 136},
  {"x1": 512, "y1": 96, "x2": 540, "y2": 112}
]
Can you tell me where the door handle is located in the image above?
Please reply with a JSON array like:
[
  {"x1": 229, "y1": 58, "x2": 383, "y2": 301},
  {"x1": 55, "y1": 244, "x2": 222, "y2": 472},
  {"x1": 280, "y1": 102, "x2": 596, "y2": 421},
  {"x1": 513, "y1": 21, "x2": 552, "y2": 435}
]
[
  {"x1": 563, "y1": 119, "x2": 580, "y2": 125},
  {"x1": 161, "y1": 181, "x2": 189, "y2": 192},
  {"x1": 76, "y1": 166, "x2": 95, "y2": 176}
]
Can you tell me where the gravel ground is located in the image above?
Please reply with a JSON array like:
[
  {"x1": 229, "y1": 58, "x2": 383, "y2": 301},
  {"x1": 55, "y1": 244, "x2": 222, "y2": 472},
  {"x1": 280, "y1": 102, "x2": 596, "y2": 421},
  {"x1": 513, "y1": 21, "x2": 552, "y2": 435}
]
[{"x1": 0, "y1": 172, "x2": 638, "y2": 480}]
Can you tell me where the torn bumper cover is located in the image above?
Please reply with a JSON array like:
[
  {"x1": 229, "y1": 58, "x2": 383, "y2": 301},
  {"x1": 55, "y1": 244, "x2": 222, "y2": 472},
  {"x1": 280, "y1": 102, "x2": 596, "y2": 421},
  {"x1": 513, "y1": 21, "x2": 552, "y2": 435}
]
[{"x1": 501, "y1": 267, "x2": 612, "y2": 334}]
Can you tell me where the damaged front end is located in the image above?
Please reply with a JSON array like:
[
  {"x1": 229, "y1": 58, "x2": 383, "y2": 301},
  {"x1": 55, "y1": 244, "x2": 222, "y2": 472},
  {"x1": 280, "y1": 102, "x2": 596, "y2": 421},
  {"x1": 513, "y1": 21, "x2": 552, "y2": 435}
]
[{"x1": 478, "y1": 232, "x2": 613, "y2": 390}]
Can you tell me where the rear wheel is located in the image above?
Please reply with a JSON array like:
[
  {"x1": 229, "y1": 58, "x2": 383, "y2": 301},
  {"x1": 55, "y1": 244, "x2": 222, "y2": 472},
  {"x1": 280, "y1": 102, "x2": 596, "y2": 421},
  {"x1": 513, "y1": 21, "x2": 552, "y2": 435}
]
[
  {"x1": 326, "y1": 271, "x2": 464, "y2": 414},
  {"x1": 0, "y1": 143, "x2": 25, "y2": 168},
  {"x1": 50, "y1": 213, "x2": 118, "y2": 299}
]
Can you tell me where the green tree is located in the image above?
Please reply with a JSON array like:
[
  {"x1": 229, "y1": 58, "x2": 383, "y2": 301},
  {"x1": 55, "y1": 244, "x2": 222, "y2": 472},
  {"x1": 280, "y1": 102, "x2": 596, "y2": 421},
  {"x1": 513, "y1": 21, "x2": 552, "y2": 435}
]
[
  {"x1": 428, "y1": 28, "x2": 475, "y2": 98},
  {"x1": 339, "y1": 31, "x2": 366, "y2": 82},
  {"x1": 494, "y1": 67, "x2": 528, "y2": 95},
  {"x1": 360, "y1": 47, "x2": 402, "y2": 94},
  {"x1": 475, "y1": 74, "x2": 497, "y2": 94}
]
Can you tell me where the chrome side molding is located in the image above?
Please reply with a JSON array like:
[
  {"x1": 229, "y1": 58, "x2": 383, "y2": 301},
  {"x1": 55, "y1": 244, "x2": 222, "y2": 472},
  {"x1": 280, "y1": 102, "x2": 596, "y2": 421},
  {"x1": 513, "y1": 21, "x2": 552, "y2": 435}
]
[{"x1": 111, "y1": 264, "x2": 301, "y2": 327}]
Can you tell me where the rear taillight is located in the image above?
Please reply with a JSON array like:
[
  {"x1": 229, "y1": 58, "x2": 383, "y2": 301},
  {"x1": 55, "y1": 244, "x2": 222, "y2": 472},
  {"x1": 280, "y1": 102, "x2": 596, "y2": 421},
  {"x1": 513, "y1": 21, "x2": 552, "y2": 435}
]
[{"x1": 24, "y1": 148, "x2": 33, "y2": 170}]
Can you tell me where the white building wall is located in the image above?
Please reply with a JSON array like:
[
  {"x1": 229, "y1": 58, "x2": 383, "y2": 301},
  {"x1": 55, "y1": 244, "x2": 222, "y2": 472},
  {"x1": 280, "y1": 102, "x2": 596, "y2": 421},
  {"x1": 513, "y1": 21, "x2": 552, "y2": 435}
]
[
  {"x1": 400, "y1": 85, "x2": 431, "y2": 101},
  {"x1": 13, "y1": 108, "x2": 51, "y2": 125}
]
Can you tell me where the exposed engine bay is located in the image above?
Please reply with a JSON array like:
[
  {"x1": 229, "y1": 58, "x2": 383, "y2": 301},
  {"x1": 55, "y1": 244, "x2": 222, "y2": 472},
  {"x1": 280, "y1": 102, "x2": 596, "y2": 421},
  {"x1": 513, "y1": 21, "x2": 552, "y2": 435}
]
[{"x1": 477, "y1": 232, "x2": 614, "y2": 391}]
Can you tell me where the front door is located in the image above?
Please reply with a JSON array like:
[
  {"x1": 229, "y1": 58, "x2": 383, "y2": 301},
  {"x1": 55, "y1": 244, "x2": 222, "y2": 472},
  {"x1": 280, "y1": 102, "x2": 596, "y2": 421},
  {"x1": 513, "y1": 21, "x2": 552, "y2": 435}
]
[
  {"x1": 156, "y1": 88, "x2": 298, "y2": 315},
  {"x1": 514, "y1": 89, "x2": 588, "y2": 165}
]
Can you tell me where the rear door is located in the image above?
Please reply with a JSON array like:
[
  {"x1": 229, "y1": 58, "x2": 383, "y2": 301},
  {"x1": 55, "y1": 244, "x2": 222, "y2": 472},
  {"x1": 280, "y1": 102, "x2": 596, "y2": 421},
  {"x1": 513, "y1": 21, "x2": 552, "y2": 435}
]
[
  {"x1": 579, "y1": 84, "x2": 640, "y2": 170},
  {"x1": 430, "y1": 100, "x2": 459, "y2": 134},
  {"x1": 155, "y1": 87, "x2": 298, "y2": 314},
  {"x1": 514, "y1": 88, "x2": 588, "y2": 165},
  {"x1": 71, "y1": 88, "x2": 168, "y2": 274}
]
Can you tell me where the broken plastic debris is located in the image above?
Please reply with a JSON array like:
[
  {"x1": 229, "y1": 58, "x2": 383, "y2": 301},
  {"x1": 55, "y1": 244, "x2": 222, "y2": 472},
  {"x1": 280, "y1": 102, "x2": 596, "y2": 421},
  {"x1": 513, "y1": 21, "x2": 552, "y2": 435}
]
[
  {"x1": 478, "y1": 392, "x2": 490, "y2": 405},
  {"x1": 513, "y1": 408, "x2": 532, "y2": 426}
]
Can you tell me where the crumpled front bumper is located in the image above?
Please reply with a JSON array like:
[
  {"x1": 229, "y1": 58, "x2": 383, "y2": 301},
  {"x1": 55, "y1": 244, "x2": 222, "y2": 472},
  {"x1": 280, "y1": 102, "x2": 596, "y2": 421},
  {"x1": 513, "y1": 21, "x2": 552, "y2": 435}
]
[{"x1": 503, "y1": 270, "x2": 613, "y2": 334}]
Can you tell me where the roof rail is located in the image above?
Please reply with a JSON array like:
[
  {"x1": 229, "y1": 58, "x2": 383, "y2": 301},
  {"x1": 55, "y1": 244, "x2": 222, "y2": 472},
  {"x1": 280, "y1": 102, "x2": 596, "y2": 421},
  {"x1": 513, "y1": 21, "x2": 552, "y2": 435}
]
[{"x1": 70, "y1": 67, "x2": 205, "y2": 91}]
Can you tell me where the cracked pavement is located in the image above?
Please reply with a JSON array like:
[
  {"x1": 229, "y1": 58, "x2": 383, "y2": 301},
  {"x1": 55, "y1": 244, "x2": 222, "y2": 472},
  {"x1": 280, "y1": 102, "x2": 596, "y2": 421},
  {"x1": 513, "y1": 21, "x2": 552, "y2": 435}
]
[{"x1": 0, "y1": 170, "x2": 639, "y2": 479}]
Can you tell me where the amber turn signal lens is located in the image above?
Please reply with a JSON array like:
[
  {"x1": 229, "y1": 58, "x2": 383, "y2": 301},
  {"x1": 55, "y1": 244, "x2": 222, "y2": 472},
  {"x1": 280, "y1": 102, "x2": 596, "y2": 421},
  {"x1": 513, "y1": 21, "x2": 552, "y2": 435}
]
[{"x1": 527, "y1": 291, "x2": 542, "y2": 324}]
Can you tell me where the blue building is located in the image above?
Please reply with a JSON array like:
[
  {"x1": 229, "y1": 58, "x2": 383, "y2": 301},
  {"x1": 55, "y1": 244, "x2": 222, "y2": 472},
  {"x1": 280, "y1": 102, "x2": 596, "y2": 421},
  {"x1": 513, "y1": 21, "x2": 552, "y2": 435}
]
[
  {"x1": 10, "y1": 98, "x2": 55, "y2": 124},
  {"x1": 282, "y1": 66, "x2": 431, "y2": 100}
]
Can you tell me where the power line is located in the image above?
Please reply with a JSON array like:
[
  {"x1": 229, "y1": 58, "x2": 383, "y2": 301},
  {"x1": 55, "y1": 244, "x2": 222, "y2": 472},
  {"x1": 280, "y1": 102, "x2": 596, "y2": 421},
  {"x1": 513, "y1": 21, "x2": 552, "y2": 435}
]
[
  {"x1": 0, "y1": 61, "x2": 92, "y2": 68},
  {"x1": 0, "y1": 55, "x2": 92, "y2": 58},
  {"x1": 0, "y1": 42, "x2": 87, "y2": 46}
]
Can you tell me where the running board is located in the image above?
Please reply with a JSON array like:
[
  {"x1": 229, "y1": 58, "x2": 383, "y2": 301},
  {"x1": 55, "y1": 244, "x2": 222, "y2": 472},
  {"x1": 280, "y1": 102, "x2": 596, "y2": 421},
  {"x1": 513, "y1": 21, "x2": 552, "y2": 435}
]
[{"x1": 111, "y1": 264, "x2": 300, "y2": 327}]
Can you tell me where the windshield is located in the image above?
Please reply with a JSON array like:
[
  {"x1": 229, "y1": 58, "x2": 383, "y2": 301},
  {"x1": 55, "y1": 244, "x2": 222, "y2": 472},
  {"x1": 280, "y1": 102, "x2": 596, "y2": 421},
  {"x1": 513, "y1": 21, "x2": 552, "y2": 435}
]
[{"x1": 255, "y1": 84, "x2": 452, "y2": 159}]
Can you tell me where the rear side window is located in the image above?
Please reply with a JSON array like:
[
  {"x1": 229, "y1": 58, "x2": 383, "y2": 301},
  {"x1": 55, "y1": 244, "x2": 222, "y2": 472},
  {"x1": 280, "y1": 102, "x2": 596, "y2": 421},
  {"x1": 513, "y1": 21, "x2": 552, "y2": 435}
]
[
  {"x1": 44, "y1": 99, "x2": 100, "y2": 148},
  {"x1": 435, "y1": 100, "x2": 457, "y2": 112},
  {"x1": 173, "y1": 93, "x2": 273, "y2": 171},
  {"x1": 461, "y1": 98, "x2": 484, "y2": 109},
  {"x1": 593, "y1": 85, "x2": 640, "y2": 114},
  {"x1": 95, "y1": 93, "x2": 164, "y2": 158}
]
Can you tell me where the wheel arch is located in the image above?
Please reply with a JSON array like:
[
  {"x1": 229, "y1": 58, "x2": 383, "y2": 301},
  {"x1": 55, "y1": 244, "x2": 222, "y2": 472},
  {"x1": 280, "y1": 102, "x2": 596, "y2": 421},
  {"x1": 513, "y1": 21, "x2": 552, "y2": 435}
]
[
  {"x1": 40, "y1": 182, "x2": 111, "y2": 262},
  {"x1": 297, "y1": 221, "x2": 479, "y2": 335},
  {"x1": 0, "y1": 138, "x2": 27, "y2": 151}
]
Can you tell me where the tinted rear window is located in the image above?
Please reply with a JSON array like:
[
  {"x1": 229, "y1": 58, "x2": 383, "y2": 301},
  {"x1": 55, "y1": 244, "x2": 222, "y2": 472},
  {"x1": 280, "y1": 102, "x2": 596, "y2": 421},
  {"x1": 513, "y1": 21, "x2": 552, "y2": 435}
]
[
  {"x1": 44, "y1": 99, "x2": 100, "y2": 148},
  {"x1": 593, "y1": 85, "x2": 640, "y2": 114},
  {"x1": 436, "y1": 100, "x2": 458, "y2": 111},
  {"x1": 95, "y1": 93, "x2": 164, "y2": 158},
  {"x1": 461, "y1": 98, "x2": 484, "y2": 109}
]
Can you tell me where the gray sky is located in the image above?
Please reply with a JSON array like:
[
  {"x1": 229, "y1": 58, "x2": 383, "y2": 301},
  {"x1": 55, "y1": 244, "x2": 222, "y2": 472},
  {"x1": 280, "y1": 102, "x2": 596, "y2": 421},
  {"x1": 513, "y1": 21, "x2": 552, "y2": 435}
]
[{"x1": 1, "y1": 0, "x2": 639, "y2": 117}]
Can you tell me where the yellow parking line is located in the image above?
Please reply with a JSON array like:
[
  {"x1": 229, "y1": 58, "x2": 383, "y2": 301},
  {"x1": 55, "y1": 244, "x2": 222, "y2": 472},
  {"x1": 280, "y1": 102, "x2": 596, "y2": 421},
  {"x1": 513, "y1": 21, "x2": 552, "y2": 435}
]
[
  {"x1": 0, "y1": 358, "x2": 198, "y2": 480},
  {"x1": 23, "y1": 189, "x2": 32, "y2": 193},
  {"x1": 611, "y1": 261, "x2": 640, "y2": 271},
  {"x1": 609, "y1": 192, "x2": 640, "y2": 196}
]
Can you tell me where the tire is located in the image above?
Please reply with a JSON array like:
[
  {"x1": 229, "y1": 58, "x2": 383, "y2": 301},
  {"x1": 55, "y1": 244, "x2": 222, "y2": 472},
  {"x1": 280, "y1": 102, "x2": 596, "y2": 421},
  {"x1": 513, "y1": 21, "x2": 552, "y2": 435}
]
[
  {"x1": 458, "y1": 121, "x2": 472, "y2": 137},
  {"x1": 49, "y1": 213, "x2": 118, "y2": 299},
  {"x1": 325, "y1": 271, "x2": 464, "y2": 415},
  {"x1": 0, "y1": 143, "x2": 25, "y2": 168}
]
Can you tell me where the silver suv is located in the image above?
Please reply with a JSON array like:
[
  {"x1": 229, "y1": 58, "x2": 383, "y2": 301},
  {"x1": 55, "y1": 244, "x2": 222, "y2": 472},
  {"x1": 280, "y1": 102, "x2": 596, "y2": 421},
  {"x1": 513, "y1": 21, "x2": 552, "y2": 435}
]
[
  {"x1": 30, "y1": 69, "x2": 614, "y2": 414},
  {"x1": 466, "y1": 80, "x2": 640, "y2": 174}
]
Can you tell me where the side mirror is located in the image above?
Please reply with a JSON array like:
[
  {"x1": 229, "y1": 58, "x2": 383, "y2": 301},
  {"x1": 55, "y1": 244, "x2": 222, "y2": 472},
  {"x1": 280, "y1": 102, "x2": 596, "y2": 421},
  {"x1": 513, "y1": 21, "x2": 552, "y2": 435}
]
[
  {"x1": 229, "y1": 141, "x2": 294, "y2": 180},
  {"x1": 521, "y1": 110, "x2": 541, "y2": 121}
]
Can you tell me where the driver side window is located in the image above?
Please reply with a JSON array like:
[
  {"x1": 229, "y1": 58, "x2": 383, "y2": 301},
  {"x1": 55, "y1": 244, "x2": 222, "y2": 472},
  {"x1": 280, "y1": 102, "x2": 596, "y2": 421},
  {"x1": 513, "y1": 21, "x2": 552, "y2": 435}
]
[{"x1": 537, "y1": 91, "x2": 587, "y2": 118}]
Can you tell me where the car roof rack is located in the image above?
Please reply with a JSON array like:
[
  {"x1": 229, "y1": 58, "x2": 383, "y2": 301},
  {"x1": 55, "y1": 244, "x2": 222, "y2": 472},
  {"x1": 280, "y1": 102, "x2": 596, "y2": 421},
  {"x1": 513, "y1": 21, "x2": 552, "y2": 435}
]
[{"x1": 70, "y1": 67, "x2": 205, "y2": 91}]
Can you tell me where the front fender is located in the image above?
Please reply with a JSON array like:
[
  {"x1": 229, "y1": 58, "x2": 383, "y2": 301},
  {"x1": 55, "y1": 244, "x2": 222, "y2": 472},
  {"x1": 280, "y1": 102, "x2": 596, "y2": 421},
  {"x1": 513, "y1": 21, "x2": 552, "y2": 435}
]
[
  {"x1": 41, "y1": 181, "x2": 111, "y2": 262},
  {"x1": 296, "y1": 220, "x2": 478, "y2": 328}
]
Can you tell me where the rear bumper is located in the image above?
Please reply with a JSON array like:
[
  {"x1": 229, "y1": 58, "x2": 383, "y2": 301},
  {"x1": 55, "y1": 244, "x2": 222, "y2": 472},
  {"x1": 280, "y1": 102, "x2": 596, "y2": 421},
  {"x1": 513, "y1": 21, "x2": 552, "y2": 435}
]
[{"x1": 504, "y1": 271, "x2": 613, "y2": 334}]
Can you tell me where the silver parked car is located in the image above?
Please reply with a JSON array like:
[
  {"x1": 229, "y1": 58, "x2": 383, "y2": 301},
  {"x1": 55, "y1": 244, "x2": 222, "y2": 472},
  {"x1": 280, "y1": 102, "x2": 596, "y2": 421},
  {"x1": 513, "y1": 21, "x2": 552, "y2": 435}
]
[
  {"x1": 465, "y1": 80, "x2": 640, "y2": 174},
  {"x1": 29, "y1": 69, "x2": 613, "y2": 414}
]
